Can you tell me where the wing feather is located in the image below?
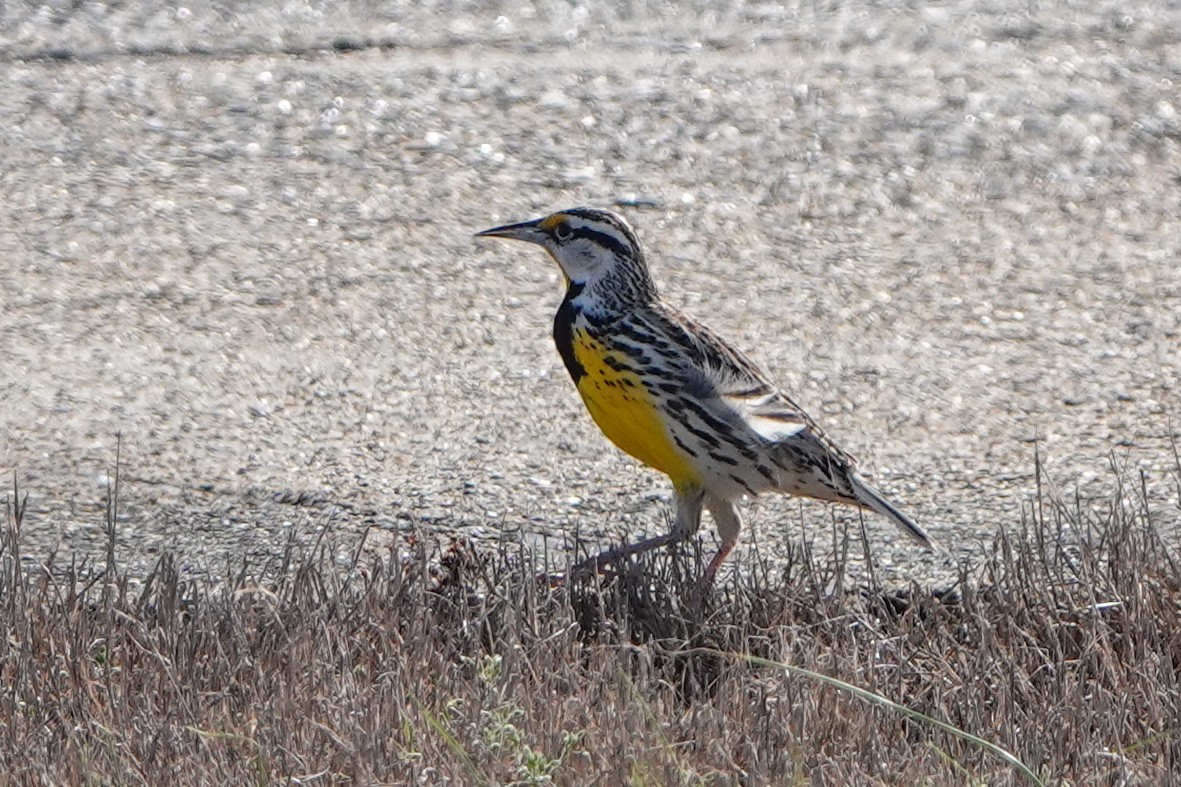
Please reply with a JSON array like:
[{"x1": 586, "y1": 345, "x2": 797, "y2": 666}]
[{"x1": 638, "y1": 303, "x2": 852, "y2": 458}]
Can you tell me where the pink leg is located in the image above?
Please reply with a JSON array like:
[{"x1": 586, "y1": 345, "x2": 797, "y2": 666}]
[
  {"x1": 701, "y1": 496, "x2": 743, "y2": 584},
  {"x1": 569, "y1": 486, "x2": 705, "y2": 580},
  {"x1": 569, "y1": 532, "x2": 677, "y2": 579},
  {"x1": 701, "y1": 539, "x2": 736, "y2": 584}
]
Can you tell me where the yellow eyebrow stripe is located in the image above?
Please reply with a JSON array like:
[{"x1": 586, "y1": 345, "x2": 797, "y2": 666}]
[{"x1": 538, "y1": 214, "x2": 565, "y2": 232}]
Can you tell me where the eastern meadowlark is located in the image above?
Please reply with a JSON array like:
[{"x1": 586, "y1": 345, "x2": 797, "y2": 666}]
[{"x1": 477, "y1": 207, "x2": 934, "y2": 582}]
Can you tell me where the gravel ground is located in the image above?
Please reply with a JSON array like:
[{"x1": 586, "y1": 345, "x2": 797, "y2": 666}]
[{"x1": 2, "y1": 1, "x2": 1180, "y2": 583}]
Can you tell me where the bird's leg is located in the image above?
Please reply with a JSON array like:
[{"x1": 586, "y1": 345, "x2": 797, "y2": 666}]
[
  {"x1": 568, "y1": 484, "x2": 704, "y2": 579},
  {"x1": 568, "y1": 532, "x2": 677, "y2": 579},
  {"x1": 701, "y1": 544, "x2": 735, "y2": 584},
  {"x1": 701, "y1": 496, "x2": 743, "y2": 584},
  {"x1": 670, "y1": 484, "x2": 705, "y2": 542}
]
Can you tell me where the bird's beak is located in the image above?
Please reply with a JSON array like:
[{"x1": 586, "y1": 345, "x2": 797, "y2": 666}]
[{"x1": 474, "y1": 218, "x2": 547, "y2": 245}]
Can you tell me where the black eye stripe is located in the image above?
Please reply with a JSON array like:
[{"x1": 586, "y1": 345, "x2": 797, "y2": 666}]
[{"x1": 569, "y1": 226, "x2": 632, "y2": 259}]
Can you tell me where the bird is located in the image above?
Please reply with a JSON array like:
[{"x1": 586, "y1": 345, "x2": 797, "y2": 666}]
[{"x1": 475, "y1": 207, "x2": 934, "y2": 582}]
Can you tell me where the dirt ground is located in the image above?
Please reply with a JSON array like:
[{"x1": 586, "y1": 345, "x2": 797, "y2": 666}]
[{"x1": 2, "y1": 1, "x2": 1179, "y2": 584}]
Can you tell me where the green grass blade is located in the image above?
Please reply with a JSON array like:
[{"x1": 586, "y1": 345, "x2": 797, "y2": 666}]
[
  {"x1": 697, "y1": 648, "x2": 1045, "y2": 787},
  {"x1": 417, "y1": 702, "x2": 489, "y2": 786}
]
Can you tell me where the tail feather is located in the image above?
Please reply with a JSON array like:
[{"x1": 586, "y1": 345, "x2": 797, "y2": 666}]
[{"x1": 849, "y1": 474, "x2": 935, "y2": 548}]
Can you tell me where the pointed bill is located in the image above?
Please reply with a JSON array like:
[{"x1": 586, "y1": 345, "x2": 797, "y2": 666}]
[{"x1": 475, "y1": 218, "x2": 547, "y2": 243}]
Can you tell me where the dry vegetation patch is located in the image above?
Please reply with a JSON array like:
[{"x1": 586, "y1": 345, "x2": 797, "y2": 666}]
[{"x1": 2, "y1": 464, "x2": 1180, "y2": 785}]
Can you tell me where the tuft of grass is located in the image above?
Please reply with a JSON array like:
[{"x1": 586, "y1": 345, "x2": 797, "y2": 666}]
[
  {"x1": 715, "y1": 650, "x2": 1042, "y2": 785},
  {"x1": 1, "y1": 453, "x2": 1179, "y2": 784}
]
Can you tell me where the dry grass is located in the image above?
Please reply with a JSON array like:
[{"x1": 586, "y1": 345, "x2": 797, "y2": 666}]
[{"x1": 2, "y1": 458, "x2": 1180, "y2": 786}]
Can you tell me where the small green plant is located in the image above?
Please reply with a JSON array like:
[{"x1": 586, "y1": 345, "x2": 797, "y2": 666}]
[{"x1": 423, "y1": 653, "x2": 584, "y2": 784}]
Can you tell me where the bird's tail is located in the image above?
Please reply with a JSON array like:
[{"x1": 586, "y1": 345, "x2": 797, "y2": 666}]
[{"x1": 849, "y1": 474, "x2": 935, "y2": 549}]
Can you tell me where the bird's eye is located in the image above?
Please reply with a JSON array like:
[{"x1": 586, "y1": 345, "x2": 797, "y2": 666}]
[{"x1": 554, "y1": 222, "x2": 572, "y2": 241}]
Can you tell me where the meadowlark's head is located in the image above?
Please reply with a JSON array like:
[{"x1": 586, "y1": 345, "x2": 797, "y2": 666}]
[{"x1": 476, "y1": 207, "x2": 657, "y2": 304}]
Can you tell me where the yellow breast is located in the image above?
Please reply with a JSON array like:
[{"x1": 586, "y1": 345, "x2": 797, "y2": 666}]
[{"x1": 569, "y1": 329, "x2": 699, "y2": 486}]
